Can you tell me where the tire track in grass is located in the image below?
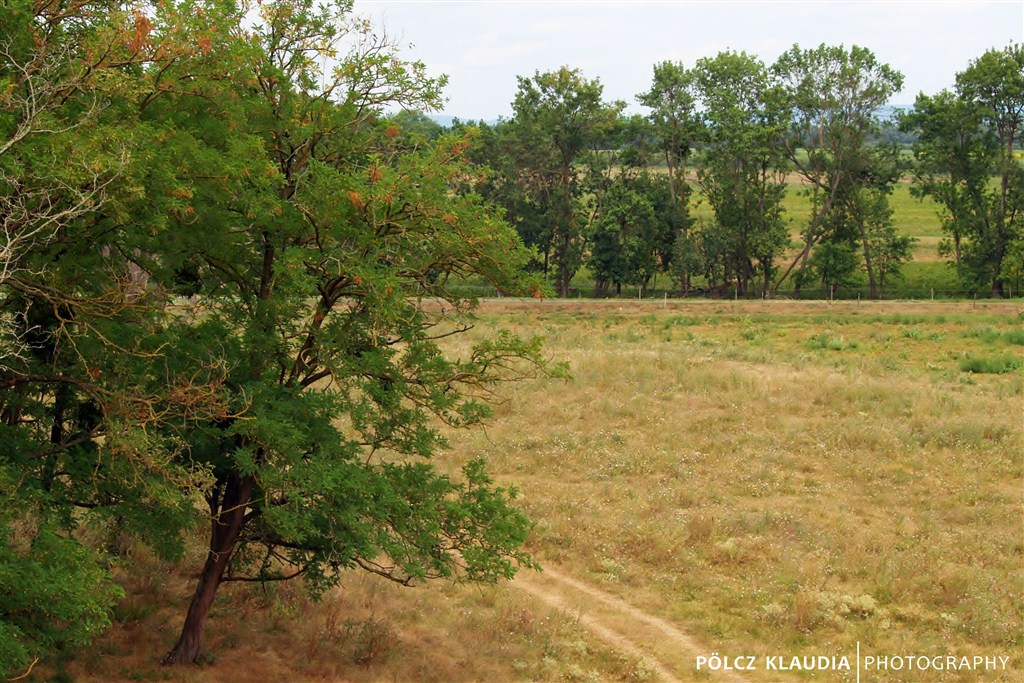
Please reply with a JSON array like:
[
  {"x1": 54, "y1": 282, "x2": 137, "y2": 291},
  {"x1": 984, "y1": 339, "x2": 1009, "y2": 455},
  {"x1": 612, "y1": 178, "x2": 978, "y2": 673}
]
[{"x1": 515, "y1": 565, "x2": 750, "y2": 683}]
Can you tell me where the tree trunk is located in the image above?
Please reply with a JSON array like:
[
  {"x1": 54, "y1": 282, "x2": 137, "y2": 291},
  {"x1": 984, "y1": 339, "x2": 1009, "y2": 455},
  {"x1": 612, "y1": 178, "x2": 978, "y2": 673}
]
[
  {"x1": 861, "y1": 232, "x2": 877, "y2": 299},
  {"x1": 558, "y1": 231, "x2": 571, "y2": 298},
  {"x1": 792, "y1": 246, "x2": 812, "y2": 299},
  {"x1": 42, "y1": 382, "x2": 70, "y2": 491},
  {"x1": 991, "y1": 272, "x2": 1005, "y2": 298},
  {"x1": 163, "y1": 474, "x2": 255, "y2": 665},
  {"x1": 991, "y1": 242, "x2": 1006, "y2": 298},
  {"x1": 665, "y1": 151, "x2": 678, "y2": 213},
  {"x1": 776, "y1": 227, "x2": 816, "y2": 298},
  {"x1": 162, "y1": 555, "x2": 223, "y2": 664},
  {"x1": 774, "y1": 174, "x2": 840, "y2": 295}
]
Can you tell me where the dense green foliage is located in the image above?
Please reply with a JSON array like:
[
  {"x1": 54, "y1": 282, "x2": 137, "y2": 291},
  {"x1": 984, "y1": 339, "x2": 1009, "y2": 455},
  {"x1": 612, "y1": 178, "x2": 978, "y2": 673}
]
[
  {"x1": 637, "y1": 60, "x2": 696, "y2": 288},
  {"x1": 487, "y1": 68, "x2": 623, "y2": 297},
  {"x1": 0, "y1": 0, "x2": 175, "y2": 673},
  {"x1": 691, "y1": 51, "x2": 789, "y2": 298},
  {"x1": 772, "y1": 44, "x2": 908, "y2": 298},
  {"x1": 0, "y1": 0, "x2": 554, "y2": 671},
  {"x1": 464, "y1": 43, "x2": 1022, "y2": 299},
  {"x1": 901, "y1": 45, "x2": 1024, "y2": 297}
]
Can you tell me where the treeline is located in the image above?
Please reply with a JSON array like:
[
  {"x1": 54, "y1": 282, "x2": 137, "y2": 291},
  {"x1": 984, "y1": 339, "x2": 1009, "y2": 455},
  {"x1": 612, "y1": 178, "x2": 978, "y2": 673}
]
[{"x1": 398, "y1": 44, "x2": 1024, "y2": 299}]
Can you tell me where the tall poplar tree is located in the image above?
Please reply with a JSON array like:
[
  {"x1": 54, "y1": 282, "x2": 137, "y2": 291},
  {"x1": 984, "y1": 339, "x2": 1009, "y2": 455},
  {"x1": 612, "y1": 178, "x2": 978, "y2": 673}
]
[
  {"x1": 691, "y1": 51, "x2": 789, "y2": 298},
  {"x1": 509, "y1": 68, "x2": 621, "y2": 296},
  {"x1": 637, "y1": 61, "x2": 696, "y2": 228},
  {"x1": 772, "y1": 44, "x2": 904, "y2": 297}
]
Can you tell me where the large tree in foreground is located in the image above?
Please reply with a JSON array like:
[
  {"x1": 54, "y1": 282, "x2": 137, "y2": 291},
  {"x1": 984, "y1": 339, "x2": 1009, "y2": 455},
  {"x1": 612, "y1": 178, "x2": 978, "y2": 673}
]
[
  {"x1": 0, "y1": 0, "x2": 203, "y2": 672},
  {"x1": 1, "y1": 0, "x2": 555, "y2": 669},
  {"x1": 149, "y1": 0, "x2": 552, "y2": 664}
]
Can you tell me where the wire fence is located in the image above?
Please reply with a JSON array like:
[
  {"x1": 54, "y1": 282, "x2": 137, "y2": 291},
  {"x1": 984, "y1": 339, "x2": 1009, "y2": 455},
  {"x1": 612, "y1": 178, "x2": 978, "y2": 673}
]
[{"x1": 449, "y1": 284, "x2": 1024, "y2": 301}]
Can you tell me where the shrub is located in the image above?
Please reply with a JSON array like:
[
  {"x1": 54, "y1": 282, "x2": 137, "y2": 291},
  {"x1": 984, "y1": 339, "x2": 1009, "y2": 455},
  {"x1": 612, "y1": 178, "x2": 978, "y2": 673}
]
[{"x1": 959, "y1": 356, "x2": 1023, "y2": 374}]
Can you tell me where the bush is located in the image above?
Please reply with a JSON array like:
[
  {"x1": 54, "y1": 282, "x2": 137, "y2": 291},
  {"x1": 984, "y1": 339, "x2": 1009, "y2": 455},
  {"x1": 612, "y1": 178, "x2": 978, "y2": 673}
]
[
  {"x1": 0, "y1": 525, "x2": 122, "y2": 676},
  {"x1": 959, "y1": 356, "x2": 1023, "y2": 374}
]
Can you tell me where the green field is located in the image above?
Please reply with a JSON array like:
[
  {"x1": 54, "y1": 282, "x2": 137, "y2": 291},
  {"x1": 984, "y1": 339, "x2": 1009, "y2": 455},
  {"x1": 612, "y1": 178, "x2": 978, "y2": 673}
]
[{"x1": 689, "y1": 181, "x2": 947, "y2": 248}]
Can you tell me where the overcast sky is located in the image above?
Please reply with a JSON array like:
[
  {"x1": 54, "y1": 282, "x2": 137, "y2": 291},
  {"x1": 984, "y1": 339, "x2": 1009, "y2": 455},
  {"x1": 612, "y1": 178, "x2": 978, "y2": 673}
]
[{"x1": 350, "y1": 0, "x2": 1024, "y2": 120}]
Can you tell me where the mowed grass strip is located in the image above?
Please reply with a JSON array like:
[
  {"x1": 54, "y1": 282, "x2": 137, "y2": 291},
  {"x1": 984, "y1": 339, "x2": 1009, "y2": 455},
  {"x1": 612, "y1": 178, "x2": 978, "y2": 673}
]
[{"x1": 438, "y1": 300, "x2": 1023, "y2": 682}]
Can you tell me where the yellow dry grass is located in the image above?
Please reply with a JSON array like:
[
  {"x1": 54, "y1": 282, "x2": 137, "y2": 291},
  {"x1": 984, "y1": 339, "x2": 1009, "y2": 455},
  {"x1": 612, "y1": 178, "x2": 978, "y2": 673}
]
[
  {"x1": 436, "y1": 300, "x2": 1022, "y2": 682},
  {"x1": 63, "y1": 299, "x2": 1022, "y2": 682}
]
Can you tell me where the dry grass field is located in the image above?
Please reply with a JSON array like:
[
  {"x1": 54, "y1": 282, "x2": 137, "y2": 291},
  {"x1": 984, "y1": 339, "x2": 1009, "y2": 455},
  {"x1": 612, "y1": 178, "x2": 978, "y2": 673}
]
[{"x1": 64, "y1": 299, "x2": 1022, "y2": 683}]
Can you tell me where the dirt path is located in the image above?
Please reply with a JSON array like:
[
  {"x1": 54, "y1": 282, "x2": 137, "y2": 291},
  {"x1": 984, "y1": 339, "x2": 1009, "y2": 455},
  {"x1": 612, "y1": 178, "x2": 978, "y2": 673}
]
[{"x1": 515, "y1": 565, "x2": 749, "y2": 683}]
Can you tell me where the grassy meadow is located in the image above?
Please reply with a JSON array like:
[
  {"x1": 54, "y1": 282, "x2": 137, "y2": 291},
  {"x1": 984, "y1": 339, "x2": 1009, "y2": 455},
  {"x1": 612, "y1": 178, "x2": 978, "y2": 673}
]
[
  {"x1": 68, "y1": 299, "x2": 1022, "y2": 682},
  {"x1": 684, "y1": 182, "x2": 964, "y2": 299}
]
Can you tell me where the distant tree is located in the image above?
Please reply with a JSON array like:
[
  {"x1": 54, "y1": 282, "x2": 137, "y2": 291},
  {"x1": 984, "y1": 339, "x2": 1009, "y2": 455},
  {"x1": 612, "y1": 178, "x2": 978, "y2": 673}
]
[
  {"x1": 465, "y1": 120, "x2": 553, "y2": 272},
  {"x1": 869, "y1": 221, "x2": 916, "y2": 297},
  {"x1": 871, "y1": 116, "x2": 919, "y2": 146},
  {"x1": 696, "y1": 220, "x2": 733, "y2": 293},
  {"x1": 905, "y1": 43, "x2": 1024, "y2": 296},
  {"x1": 901, "y1": 91, "x2": 992, "y2": 271},
  {"x1": 1000, "y1": 239, "x2": 1024, "y2": 294},
  {"x1": 826, "y1": 143, "x2": 910, "y2": 298},
  {"x1": 957, "y1": 44, "x2": 1024, "y2": 172},
  {"x1": 902, "y1": 44, "x2": 1024, "y2": 296},
  {"x1": 772, "y1": 44, "x2": 904, "y2": 297},
  {"x1": 669, "y1": 228, "x2": 705, "y2": 293},
  {"x1": 587, "y1": 175, "x2": 661, "y2": 296},
  {"x1": 691, "y1": 51, "x2": 790, "y2": 298},
  {"x1": 637, "y1": 61, "x2": 697, "y2": 240},
  {"x1": 387, "y1": 110, "x2": 446, "y2": 142},
  {"x1": 579, "y1": 113, "x2": 675, "y2": 295},
  {"x1": 808, "y1": 240, "x2": 859, "y2": 296},
  {"x1": 509, "y1": 68, "x2": 622, "y2": 296}
]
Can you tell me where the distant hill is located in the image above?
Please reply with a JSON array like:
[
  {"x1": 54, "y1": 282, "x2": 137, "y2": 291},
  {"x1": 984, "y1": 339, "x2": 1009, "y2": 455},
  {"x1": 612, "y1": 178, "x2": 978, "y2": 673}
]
[{"x1": 876, "y1": 104, "x2": 916, "y2": 122}]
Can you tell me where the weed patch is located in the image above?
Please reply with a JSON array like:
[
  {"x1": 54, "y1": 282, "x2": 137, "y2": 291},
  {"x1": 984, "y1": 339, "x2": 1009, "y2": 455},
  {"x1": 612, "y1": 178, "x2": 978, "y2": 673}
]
[{"x1": 959, "y1": 355, "x2": 1023, "y2": 374}]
